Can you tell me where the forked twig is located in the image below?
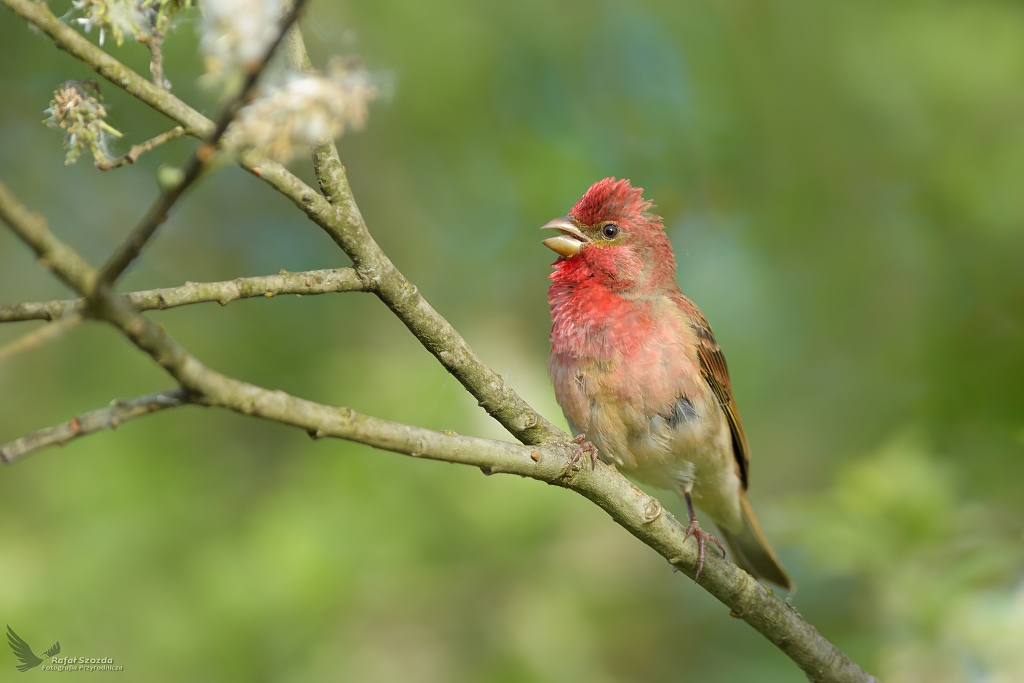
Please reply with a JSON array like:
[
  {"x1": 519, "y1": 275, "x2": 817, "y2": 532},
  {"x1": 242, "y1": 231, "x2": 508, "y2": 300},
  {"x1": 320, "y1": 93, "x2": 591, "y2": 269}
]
[{"x1": 96, "y1": 126, "x2": 185, "y2": 170}]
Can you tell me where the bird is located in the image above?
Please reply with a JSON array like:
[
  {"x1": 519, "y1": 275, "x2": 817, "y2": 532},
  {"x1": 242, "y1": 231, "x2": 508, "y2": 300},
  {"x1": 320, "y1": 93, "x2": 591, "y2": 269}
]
[
  {"x1": 541, "y1": 177, "x2": 792, "y2": 589},
  {"x1": 6, "y1": 625, "x2": 60, "y2": 672}
]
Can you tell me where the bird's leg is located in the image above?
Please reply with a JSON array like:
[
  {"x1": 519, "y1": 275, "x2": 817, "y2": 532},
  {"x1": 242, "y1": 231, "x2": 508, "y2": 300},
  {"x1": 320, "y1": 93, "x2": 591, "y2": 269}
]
[
  {"x1": 682, "y1": 488, "x2": 725, "y2": 581},
  {"x1": 568, "y1": 434, "x2": 599, "y2": 470}
]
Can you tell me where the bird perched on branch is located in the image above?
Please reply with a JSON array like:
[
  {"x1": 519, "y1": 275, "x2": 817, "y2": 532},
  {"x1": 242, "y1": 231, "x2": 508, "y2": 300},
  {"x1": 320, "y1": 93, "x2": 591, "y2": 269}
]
[{"x1": 541, "y1": 178, "x2": 792, "y2": 589}]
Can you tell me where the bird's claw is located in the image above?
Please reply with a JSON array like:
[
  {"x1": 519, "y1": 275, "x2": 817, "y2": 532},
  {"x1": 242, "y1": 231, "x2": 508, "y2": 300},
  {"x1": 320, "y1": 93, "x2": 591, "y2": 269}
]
[
  {"x1": 684, "y1": 519, "x2": 725, "y2": 581},
  {"x1": 568, "y1": 434, "x2": 599, "y2": 470}
]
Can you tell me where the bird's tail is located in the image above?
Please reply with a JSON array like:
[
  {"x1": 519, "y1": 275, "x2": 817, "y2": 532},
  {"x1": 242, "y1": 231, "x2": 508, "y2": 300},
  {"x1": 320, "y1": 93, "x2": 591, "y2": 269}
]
[{"x1": 717, "y1": 492, "x2": 793, "y2": 591}]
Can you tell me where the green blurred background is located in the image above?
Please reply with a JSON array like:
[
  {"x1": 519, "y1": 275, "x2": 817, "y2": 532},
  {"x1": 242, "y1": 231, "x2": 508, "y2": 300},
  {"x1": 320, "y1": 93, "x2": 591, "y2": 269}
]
[{"x1": 2, "y1": 0, "x2": 1024, "y2": 681}]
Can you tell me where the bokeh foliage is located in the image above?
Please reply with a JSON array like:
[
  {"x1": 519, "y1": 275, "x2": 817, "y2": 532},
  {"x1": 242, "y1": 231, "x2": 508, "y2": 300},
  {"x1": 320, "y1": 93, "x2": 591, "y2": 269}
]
[{"x1": 2, "y1": 0, "x2": 1023, "y2": 681}]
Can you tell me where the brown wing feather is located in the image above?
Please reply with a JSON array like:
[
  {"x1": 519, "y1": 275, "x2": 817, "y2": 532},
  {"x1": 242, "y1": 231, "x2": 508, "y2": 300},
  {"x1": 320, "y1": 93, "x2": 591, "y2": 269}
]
[{"x1": 682, "y1": 300, "x2": 750, "y2": 489}]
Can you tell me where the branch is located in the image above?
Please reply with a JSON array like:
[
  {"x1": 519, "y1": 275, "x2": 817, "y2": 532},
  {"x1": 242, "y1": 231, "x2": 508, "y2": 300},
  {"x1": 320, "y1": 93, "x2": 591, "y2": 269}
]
[
  {"x1": 287, "y1": 31, "x2": 566, "y2": 446},
  {"x1": 2, "y1": 0, "x2": 210, "y2": 134},
  {"x1": 4, "y1": 14, "x2": 879, "y2": 670},
  {"x1": 0, "y1": 267, "x2": 369, "y2": 323},
  {"x1": 0, "y1": 184, "x2": 97, "y2": 294},
  {"x1": 1, "y1": 0, "x2": 315, "y2": 239},
  {"x1": 96, "y1": 126, "x2": 186, "y2": 170},
  {"x1": 95, "y1": 0, "x2": 308, "y2": 285},
  {"x1": 0, "y1": 313, "x2": 82, "y2": 361},
  {"x1": 0, "y1": 389, "x2": 188, "y2": 463},
  {"x1": 0, "y1": 10, "x2": 880, "y2": 678},
  {"x1": 1, "y1": 0, "x2": 564, "y2": 447},
  {"x1": 0, "y1": 380, "x2": 876, "y2": 683},
  {"x1": 0, "y1": 160, "x2": 879, "y2": 683}
]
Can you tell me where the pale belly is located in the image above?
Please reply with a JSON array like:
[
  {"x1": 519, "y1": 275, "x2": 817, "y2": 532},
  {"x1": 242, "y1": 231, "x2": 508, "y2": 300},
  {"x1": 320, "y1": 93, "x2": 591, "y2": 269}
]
[{"x1": 551, "y1": 355, "x2": 745, "y2": 533}]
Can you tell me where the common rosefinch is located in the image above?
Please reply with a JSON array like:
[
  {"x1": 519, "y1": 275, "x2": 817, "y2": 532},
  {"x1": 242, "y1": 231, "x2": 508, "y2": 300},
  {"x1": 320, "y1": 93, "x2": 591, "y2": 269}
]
[{"x1": 542, "y1": 177, "x2": 792, "y2": 589}]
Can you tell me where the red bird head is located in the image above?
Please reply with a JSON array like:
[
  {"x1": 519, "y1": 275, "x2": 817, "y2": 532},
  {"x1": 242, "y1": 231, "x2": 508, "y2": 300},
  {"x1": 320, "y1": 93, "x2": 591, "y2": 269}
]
[{"x1": 542, "y1": 178, "x2": 676, "y2": 294}]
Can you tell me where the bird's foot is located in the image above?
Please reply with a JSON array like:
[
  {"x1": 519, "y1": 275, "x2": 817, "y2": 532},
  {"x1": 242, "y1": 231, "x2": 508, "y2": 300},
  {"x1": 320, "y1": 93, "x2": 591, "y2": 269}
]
[
  {"x1": 568, "y1": 434, "x2": 599, "y2": 470},
  {"x1": 684, "y1": 519, "x2": 725, "y2": 581}
]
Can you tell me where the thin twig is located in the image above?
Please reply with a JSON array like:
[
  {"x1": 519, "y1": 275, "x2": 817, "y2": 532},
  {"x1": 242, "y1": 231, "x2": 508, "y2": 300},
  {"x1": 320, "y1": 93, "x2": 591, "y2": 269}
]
[
  {"x1": 143, "y1": 29, "x2": 167, "y2": 89},
  {"x1": 95, "y1": 126, "x2": 186, "y2": 170},
  {"x1": 0, "y1": 313, "x2": 82, "y2": 362},
  {"x1": 95, "y1": 0, "x2": 308, "y2": 285},
  {"x1": 0, "y1": 389, "x2": 188, "y2": 463},
  {"x1": 0, "y1": 267, "x2": 369, "y2": 323}
]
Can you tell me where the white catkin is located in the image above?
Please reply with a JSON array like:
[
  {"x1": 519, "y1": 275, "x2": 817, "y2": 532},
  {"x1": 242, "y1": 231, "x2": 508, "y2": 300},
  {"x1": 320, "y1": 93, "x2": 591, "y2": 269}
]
[
  {"x1": 43, "y1": 81, "x2": 123, "y2": 165},
  {"x1": 72, "y1": 0, "x2": 153, "y2": 46},
  {"x1": 199, "y1": 0, "x2": 283, "y2": 77},
  {"x1": 226, "y1": 62, "x2": 378, "y2": 163}
]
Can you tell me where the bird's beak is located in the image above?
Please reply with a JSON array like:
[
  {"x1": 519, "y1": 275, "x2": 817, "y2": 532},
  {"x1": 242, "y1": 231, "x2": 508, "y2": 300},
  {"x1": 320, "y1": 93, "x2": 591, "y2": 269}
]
[{"x1": 541, "y1": 216, "x2": 588, "y2": 257}]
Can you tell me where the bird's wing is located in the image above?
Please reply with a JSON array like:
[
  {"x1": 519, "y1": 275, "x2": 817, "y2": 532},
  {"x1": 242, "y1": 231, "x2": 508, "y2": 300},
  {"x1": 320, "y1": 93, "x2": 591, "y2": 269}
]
[
  {"x1": 682, "y1": 300, "x2": 750, "y2": 489},
  {"x1": 44, "y1": 641, "x2": 61, "y2": 658},
  {"x1": 6, "y1": 626, "x2": 42, "y2": 670}
]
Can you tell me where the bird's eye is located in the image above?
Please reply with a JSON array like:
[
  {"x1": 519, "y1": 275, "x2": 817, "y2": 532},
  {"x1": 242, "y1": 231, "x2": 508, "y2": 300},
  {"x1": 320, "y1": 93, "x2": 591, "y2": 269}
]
[{"x1": 601, "y1": 223, "x2": 620, "y2": 239}]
